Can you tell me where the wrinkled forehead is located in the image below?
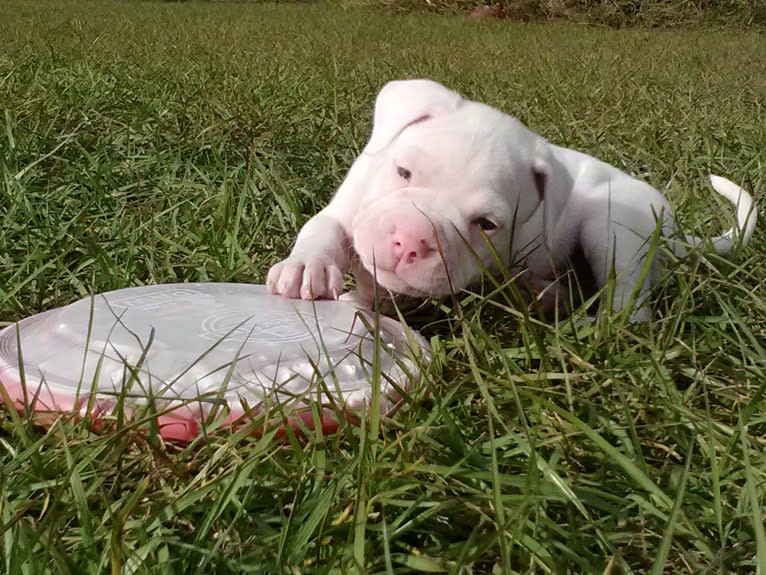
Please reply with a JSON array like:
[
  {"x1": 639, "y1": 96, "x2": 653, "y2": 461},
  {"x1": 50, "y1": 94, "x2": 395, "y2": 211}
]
[{"x1": 391, "y1": 103, "x2": 533, "y2": 181}]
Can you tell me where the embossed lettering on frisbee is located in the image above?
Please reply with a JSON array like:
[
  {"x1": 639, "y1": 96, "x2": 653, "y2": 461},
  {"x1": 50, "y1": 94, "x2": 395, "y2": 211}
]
[{"x1": 0, "y1": 283, "x2": 429, "y2": 440}]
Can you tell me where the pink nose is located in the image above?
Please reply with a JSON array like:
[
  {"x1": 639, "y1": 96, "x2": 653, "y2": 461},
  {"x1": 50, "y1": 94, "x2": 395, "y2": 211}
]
[{"x1": 392, "y1": 229, "x2": 435, "y2": 265}]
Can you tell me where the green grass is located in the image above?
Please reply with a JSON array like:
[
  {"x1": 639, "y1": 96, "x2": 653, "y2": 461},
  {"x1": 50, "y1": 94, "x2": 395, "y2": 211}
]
[
  {"x1": 367, "y1": 0, "x2": 766, "y2": 29},
  {"x1": 1, "y1": 1, "x2": 765, "y2": 573}
]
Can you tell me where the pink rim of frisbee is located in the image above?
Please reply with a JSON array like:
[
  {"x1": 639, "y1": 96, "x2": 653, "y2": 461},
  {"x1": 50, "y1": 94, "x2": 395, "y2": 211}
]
[{"x1": 0, "y1": 283, "x2": 429, "y2": 440}]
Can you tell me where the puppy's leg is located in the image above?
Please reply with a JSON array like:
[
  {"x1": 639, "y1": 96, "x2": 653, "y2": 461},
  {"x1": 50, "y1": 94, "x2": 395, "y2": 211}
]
[
  {"x1": 580, "y1": 214, "x2": 662, "y2": 322},
  {"x1": 267, "y1": 213, "x2": 350, "y2": 300},
  {"x1": 267, "y1": 153, "x2": 376, "y2": 300}
]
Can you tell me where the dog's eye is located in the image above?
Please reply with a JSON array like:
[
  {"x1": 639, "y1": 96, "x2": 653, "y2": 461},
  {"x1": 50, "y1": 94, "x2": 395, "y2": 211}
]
[
  {"x1": 473, "y1": 217, "x2": 498, "y2": 231},
  {"x1": 397, "y1": 166, "x2": 412, "y2": 181}
]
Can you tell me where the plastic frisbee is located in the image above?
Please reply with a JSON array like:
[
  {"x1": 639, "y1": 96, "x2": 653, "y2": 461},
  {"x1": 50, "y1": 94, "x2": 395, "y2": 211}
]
[{"x1": 0, "y1": 283, "x2": 429, "y2": 440}]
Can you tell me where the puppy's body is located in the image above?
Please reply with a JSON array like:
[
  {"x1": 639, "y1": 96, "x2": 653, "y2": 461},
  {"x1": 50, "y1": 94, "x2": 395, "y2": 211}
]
[{"x1": 268, "y1": 80, "x2": 756, "y2": 321}]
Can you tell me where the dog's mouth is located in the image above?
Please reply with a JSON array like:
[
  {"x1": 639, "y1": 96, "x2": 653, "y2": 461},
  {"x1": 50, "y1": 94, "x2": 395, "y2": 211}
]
[
  {"x1": 355, "y1": 246, "x2": 467, "y2": 299},
  {"x1": 363, "y1": 263, "x2": 437, "y2": 297}
]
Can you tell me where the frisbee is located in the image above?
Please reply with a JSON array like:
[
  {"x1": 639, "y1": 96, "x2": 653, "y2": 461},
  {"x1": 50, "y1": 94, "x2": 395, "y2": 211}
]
[{"x1": 0, "y1": 283, "x2": 429, "y2": 440}]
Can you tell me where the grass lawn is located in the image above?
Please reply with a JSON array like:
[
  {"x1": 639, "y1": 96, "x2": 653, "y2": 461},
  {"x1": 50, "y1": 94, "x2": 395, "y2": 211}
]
[{"x1": 1, "y1": 1, "x2": 765, "y2": 573}]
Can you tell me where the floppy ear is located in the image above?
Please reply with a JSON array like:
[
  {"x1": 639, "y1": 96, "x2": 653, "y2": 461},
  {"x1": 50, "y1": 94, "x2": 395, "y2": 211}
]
[
  {"x1": 364, "y1": 79, "x2": 464, "y2": 154},
  {"x1": 532, "y1": 139, "x2": 571, "y2": 247}
]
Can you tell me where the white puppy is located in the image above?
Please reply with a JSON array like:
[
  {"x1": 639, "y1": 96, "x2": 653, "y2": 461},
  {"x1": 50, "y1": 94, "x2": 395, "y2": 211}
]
[{"x1": 267, "y1": 79, "x2": 757, "y2": 321}]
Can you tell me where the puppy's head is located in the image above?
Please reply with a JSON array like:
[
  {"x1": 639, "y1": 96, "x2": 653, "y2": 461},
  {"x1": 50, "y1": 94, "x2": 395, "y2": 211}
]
[{"x1": 351, "y1": 80, "x2": 568, "y2": 298}]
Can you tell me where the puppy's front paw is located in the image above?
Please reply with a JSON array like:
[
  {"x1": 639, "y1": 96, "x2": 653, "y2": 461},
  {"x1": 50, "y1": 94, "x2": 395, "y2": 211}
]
[{"x1": 267, "y1": 255, "x2": 345, "y2": 300}]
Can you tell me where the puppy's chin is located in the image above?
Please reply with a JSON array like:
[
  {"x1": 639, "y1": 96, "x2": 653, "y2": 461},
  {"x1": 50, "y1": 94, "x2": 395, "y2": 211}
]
[
  {"x1": 362, "y1": 267, "x2": 432, "y2": 297},
  {"x1": 361, "y1": 263, "x2": 472, "y2": 299}
]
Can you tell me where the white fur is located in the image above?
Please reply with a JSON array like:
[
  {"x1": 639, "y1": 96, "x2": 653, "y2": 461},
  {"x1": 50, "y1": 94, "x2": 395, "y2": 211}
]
[{"x1": 267, "y1": 79, "x2": 757, "y2": 321}]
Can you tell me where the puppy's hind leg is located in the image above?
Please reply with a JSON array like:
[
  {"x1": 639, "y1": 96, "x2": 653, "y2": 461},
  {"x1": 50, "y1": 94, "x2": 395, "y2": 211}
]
[{"x1": 580, "y1": 216, "x2": 664, "y2": 322}]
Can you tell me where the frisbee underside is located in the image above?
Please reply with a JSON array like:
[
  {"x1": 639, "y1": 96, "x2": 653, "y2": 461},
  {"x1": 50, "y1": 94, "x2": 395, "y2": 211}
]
[{"x1": 0, "y1": 283, "x2": 428, "y2": 439}]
